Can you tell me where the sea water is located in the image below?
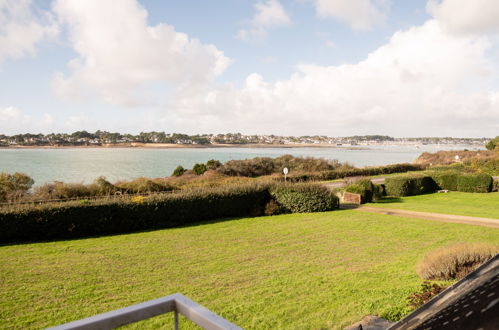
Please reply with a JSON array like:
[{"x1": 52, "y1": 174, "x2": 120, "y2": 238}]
[{"x1": 0, "y1": 144, "x2": 480, "y2": 185}]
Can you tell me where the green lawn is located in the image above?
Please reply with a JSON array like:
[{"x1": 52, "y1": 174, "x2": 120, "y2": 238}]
[
  {"x1": 370, "y1": 192, "x2": 499, "y2": 219},
  {"x1": 1, "y1": 211, "x2": 499, "y2": 329}
]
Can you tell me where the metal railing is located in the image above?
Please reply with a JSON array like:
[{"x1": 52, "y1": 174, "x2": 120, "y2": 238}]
[{"x1": 47, "y1": 293, "x2": 241, "y2": 330}]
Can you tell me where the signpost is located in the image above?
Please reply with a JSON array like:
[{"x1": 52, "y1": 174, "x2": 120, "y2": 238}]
[{"x1": 283, "y1": 167, "x2": 289, "y2": 182}]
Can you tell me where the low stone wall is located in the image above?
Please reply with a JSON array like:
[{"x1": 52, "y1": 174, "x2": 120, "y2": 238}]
[{"x1": 343, "y1": 192, "x2": 361, "y2": 205}]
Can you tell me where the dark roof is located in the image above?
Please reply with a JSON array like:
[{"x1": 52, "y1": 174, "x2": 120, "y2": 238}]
[{"x1": 389, "y1": 254, "x2": 499, "y2": 330}]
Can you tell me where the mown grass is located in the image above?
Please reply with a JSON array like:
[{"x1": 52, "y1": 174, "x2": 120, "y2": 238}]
[
  {"x1": 1, "y1": 211, "x2": 499, "y2": 329},
  {"x1": 371, "y1": 192, "x2": 499, "y2": 219}
]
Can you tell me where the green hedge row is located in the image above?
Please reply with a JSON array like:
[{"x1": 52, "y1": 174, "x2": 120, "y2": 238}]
[
  {"x1": 0, "y1": 184, "x2": 269, "y2": 243},
  {"x1": 283, "y1": 163, "x2": 426, "y2": 182},
  {"x1": 270, "y1": 183, "x2": 339, "y2": 213},
  {"x1": 428, "y1": 171, "x2": 459, "y2": 191},
  {"x1": 456, "y1": 173, "x2": 493, "y2": 193},
  {"x1": 385, "y1": 175, "x2": 438, "y2": 197},
  {"x1": 0, "y1": 183, "x2": 340, "y2": 243},
  {"x1": 385, "y1": 172, "x2": 493, "y2": 196}
]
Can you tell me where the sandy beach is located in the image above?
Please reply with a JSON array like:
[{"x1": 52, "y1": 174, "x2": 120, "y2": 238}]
[{"x1": 0, "y1": 143, "x2": 368, "y2": 150}]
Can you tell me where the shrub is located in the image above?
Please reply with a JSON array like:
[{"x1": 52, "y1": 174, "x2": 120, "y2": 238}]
[
  {"x1": 373, "y1": 184, "x2": 384, "y2": 200},
  {"x1": 272, "y1": 154, "x2": 341, "y2": 172},
  {"x1": 407, "y1": 281, "x2": 448, "y2": 310},
  {"x1": 270, "y1": 183, "x2": 339, "y2": 213},
  {"x1": 493, "y1": 177, "x2": 499, "y2": 192},
  {"x1": 115, "y1": 177, "x2": 174, "y2": 194},
  {"x1": 428, "y1": 170, "x2": 459, "y2": 191},
  {"x1": 0, "y1": 183, "x2": 271, "y2": 243},
  {"x1": 94, "y1": 176, "x2": 116, "y2": 195},
  {"x1": 456, "y1": 173, "x2": 492, "y2": 193},
  {"x1": 46, "y1": 182, "x2": 96, "y2": 199},
  {"x1": 192, "y1": 163, "x2": 208, "y2": 175},
  {"x1": 206, "y1": 159, "x2": 222, "y2": 170},
  {"x1": 416, "y1": 243, "x2": 498, "y2": 281},
  {"x1": 468, "y1": 157, "x2": 499, "y2": 176},
  {"x1": 485, "y1": 136, "x2": 499, "y2": 150},
  {"x1": 344, "y1": 179, "x2": 374, "y2": 203},
  {"x1": 0, "y1": 172, "x2": 34, "y2": 202},
  {"x1": 384, "y1": 175, "x2": 437, "y2": 197},
  {"x1": 283, "y1": 163, "x2": 426, "y2": 182},
  {"x1": 172, "y1": 165, "x2": 186, "y2": 177},
  {"x1": 344, "y1": 184, "x2": 365, "y2": 202},
  {"x1": 263, "y1": 199, "x2": 283, "y2": 216},
  {"x1": 218, "y1": 157, "x2": 276, "y2": 177}
]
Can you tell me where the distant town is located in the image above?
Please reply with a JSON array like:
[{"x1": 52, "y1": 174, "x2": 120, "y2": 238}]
[{"x1": 0, "y1": 131, "x2": 488, "y2": 147}]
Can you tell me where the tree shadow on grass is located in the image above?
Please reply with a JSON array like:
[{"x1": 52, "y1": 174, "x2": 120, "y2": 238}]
[
  {"x1": 373, "y1": 197, "x2": 403, "y2": 204},
  {"x1": 0, "y1": 215, "x2": 252, "y2": 247}
]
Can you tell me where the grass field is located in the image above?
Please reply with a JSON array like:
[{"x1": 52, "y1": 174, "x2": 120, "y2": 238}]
[
  {"x1": 1, "y1": 210, "x2": 499, "y2": 329},
  {"x1": 371, "y1": 192, "x2": 499, "y2": 219}
]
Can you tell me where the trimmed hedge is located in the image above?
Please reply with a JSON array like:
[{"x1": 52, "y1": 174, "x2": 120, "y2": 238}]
[
  {"x1": 269, "y1": 183, "x2": 339, "y2": 213},
  {"x1": 385, "y1": 172, "x2": 493, "y2": 196},
  {"x1": 0, "y1": 182, "x2": 341, "y2": 243},
  {"x1": 427, "y1": 170, "x2": 459, "y2": 191},
  {"x1": 283, "y1": 163, "x2": 426, "y2": 182},
  {"x1": 345, "y1": 179, "x2": 375, "y2": 203},
  {"x1": 456, "y1": 173, "x2": 493, "y2": 193},
  {"x1": 0, "y1": 184, "x2": 269, "y2": 243},
  {"x1": 385, "y1": 175, "x2": 438, "y2": 197}
]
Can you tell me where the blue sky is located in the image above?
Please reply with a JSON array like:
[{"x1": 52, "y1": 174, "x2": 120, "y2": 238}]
[{"x1": 1, "y1": 0, "x2": 498, "y2": 137}]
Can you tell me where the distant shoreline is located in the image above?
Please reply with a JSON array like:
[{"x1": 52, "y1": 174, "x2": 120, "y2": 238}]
[{"x1": 0, "y1": 143, "x2": 370, "y2": 150}]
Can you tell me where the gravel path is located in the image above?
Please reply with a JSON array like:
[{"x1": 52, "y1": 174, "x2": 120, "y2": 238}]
[{"x1": 343, "y1": 205, "x2": 499, "y2": 229}]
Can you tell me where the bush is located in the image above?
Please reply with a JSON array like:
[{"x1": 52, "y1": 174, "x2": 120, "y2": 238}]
[
  {"x1": 206, "y1": 159, "x2": 222, "y2": 170},
  {"x1": 270, "y1": 183, "x2": 339, "y2": 213},
  {"x1": 468, "y1": 158, "x2": 499, "y2": 176},
  {"x1": 493, "y1": 178, "x2": 499, "y2": 192},
  {"x1": 428, "y1": 170, "x2": 459, "y2": 191},
  {"x1": 456, "y1": 173, "x2": 492, "y2": 193},
  {"x1": 407, "y1": 281, "x2": 448, "y2": 310},
  {"x1": 345, "y1": 179, "x2": 374, "y2": 203},
  {"x1": 373, "y1": 184, "x2": 384, "y2": 200},
  {"x1": 172, "y1": 165, "x2": 186, "y2": 177},
  {"x1": 283, "y1": 163, "x2": 426, "y2": 182},
  {"x1": 485, "y1": 136, "x2": 499, "y2": 150},
  {"x1": 94, "y1": 176, "x2": 116, "y2": 195},
  {"x1": 32, "y1": 181, "x2": 96, "y2": 200},
  {"x1": 384, "y1": 175, "x2": 438, "y2": 197},
  {"x1": 0, "y1": 183, "x2": 271, "y2": 243},
  {"x1": 115, "y1": 177, "x2": 175, "y2": 194},
  {"x1": 416, "y1": 243, "x2": 498, "y2": 281},
  {"x1": 0, "y1": 172, "x2": 34, "y2": 202},
  {"x1": 192, "y1": 163, "x2": 208, "y2": 175},
  {"x1": 218, "y1": 157, "x2": 276, "y2": 177}
]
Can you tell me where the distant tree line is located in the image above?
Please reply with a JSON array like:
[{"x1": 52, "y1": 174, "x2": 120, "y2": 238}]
[{"x1": 0, "y1": 131, "x2": 490, "y2": 147}]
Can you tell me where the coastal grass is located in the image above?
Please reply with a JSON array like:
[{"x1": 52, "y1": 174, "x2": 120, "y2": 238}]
[
  {"x1": 2, "y1": 211, "x2": 499, "y2": 329},
  {"x1": 370, "y1": 192, "x2": 499, "y2": 219}
]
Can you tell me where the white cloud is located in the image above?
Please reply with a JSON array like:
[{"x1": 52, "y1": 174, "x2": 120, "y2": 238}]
[
  {"x1": 0, "y1": 106, "x2": 30, "y2": 123},
  {"x1": 427, "y1": 0, "x2": 499, "y2": 35},
  {"x1": 313, "y1": 0, "x2": 389, "y2": 30},
  {"x1": 0, "y1": 107, "x2": 58, "y2": 134},
  {"x1": 52, "y1": 0, "x2": 231, "y2": 106},
  {"x1": 172, "y1": 20, "x2": 499, "y2": 136},
  {"x1": 0, "y1": 0, "x2": 58, "y2": 64},
  {"x1": 260, "y1": 56, "x2": 278, "y2": 64},
  {"x1": 237, "y1": 0, "x2": 291, "y2": 41}
]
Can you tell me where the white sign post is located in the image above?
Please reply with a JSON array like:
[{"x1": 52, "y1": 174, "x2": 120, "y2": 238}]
[{"x1": 283, "y1": 167, "x2": 289, "y2": 182}]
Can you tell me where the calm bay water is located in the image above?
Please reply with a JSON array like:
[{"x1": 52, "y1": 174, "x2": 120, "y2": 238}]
[{"x1": 0, "y1": 144, "x2": 480, "y2": 186}]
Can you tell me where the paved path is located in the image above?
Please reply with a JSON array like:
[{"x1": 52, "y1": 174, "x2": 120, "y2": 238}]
[{"x1": 341, "y1": 205, "x2": 499, "y2": 229}]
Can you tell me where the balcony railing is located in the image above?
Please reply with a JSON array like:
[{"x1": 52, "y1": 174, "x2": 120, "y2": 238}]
[{"x1": 47, "y1": 293, "x2": 242, "y2": 330}]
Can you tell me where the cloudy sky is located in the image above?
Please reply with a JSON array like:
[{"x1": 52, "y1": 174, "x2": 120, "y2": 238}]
[{"x1": 1, "y1": 0, "x2": 499, "y2": 137}]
